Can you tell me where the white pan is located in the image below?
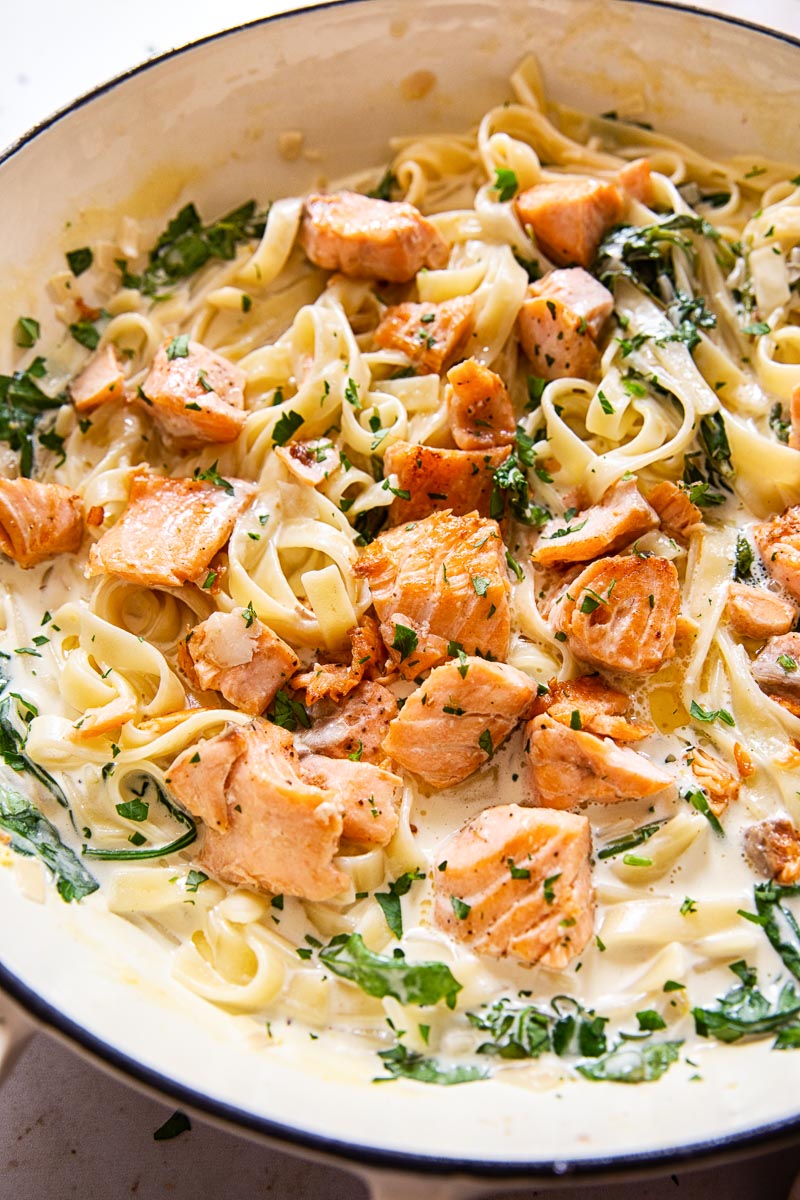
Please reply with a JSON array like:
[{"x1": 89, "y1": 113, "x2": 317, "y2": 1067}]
[{"x1": 1, "y1": 2, "x2": 799, "y2": 1194}]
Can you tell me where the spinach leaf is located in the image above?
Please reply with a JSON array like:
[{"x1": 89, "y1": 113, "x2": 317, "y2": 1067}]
[
  {"x1": 596, "y1": 213, "x2": 723, "y2": 294},
  {"x1": 0, "y1": 784, "x2": 98, "y2": 902},
  {"x1": 269, "y1": 689, "x2": 310, "y2": 732},
  {"x1": 366, "y1": 168, "x2": 397, "y2": 201},
  {"x1": 575, "y1": 1040, "x2": 682, "y2": 1083},
  {"x1": 83, "y1": 774, "x2": 196, "y2": 861},
  {"x1": 0, "y1": 692, "x2": 69, "y2": 809},
  {"x1": 656, "y1": 291, "x2": 716, "y2": 353},
  {"x1": 693, "y1": 960, "x2": 800, "y2": 1044},
  {"x1": 319, "y1": 932, "x2": 462, "y2": 1008},
  {"x1": 375, "y1": 1043, "x2": 486, "y2": 1085},
  {"x1": 0, "y1": 367, "x2": 64, "y2": 477},
  {"x1": 751, "y1": 881, "x2": 800, "y2": 980},
  {"x1": 490, "y1": 451, "x2": 550, "y2": 526},
  {"x1": 375, "y1": 869, "x2": 425, "y2": 938},
  {"x1": 467, "y1": 995, "x2": 608, "y2": 1060},
  {"x1": 734, "y1": 534, "x2": 754, "y2": 581},
  {"x1": 597, "y1": 819, "x2": 668, "y2": 861}
]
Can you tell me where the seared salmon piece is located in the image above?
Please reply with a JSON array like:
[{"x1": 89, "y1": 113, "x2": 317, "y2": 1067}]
[
  {"x1": 69, "y1": 344, "x2": 125, "y2": 412},
  {"x1": 647, "y1": 481, "x2": 702, "y2": 540},
  {"x1": 167, "y1": 720, "x2": 347, "y2": 900},
  {"x1": 383, "y1": 658, "x2": 536, "y2": 789},
  {"x1": 727, "y1": 583, "x2": 796, "y2": 639},
  {"x1": 789, "y1": 385, "x2": 800, "y2": 452},
  {"x1": 275, "y1": 438, "x2": 339, "y2": 487},
  {"x1": 517, "y1": 293, "x2": 602, "y2": 381},
  {"x1": 87, "y1": 469, "x2": 254, "y2": 588},
  {"x1": 527, "y1": 713, "x2": 673, "y2": 807},
  {"x1": 0, "y1": 478, "x2": 83, "y2": 568},
  {"x1": 752, "y1": 633, "x2": 800, "y2": 701},
  {"x1": 300, "y1": 191, "x2": 449, "y2": 282},
  {"x1": 514, "y1": 177, "x2": 623, "y2": 268},
  {"x1": 140, "y1": 338, "x2": 246, "y2": 448},
  {"x1": 528, "y1": 268, "x2": 614, "y2": 339},
  {"x1": 445, "y1": 358, "x2": 517, "y2": 451},
  {"x1": 688, "y1": 746, "x2": 739, "y2": 816},
  {"x1": 298, "y1": 753, "x2": 401, "y2": 847},
  {"x1": 616, "y1": 158, "x2": 654, "y2": 206},
  {"x1": 745, "y1": 818, "x2": 800, "y2": 885},
  {"x1": 532, "y1": 674, "x2": 653, "y2": 741},
  {"x1": 298, "y1": 680, "x2": 398, "y2": 765},
  {"x1": 374, "y1": 297, "x2": 474, "y2": 373},
  {"x1": 179, "y1": 608, "x2": 299, "y2": 715},
  {"x1": 433, "y1": 804, "x2": 593, "y2": 969},
  {"x1": 354, "y1": 509, "x2": 511, "y2": 667},
  {"x1": 552, "y1": 554, "x2": 680, "y2": 674},
  {"x1": 532, "y1": 478, "x2": 658, "y2": 568},
  {"x1": 291, "y1": 617, "x2": 383, "y2": 705},
  {"x1": 382, "y1": 441, "x2": 510, "y2": 523},
  {"x1": 754, "y1": 505, "x2": 800, "y2": 601}
]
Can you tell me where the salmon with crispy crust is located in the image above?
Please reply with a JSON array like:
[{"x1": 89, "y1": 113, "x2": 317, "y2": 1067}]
[
  {"x1": 0, "y1": 478, "x2": 83, "y2": 568},
  {"x1": 531, "y1": 674, "x2": 653, "y2": 741},
  {"x1": 527, "y1": 713, "x2": 673, "y2": 807},
  {"x1": 87, "y1": 470, "x2": 254, "y2": 587},
  {"x1": 552, "y1": 554, "x2": 680, "y2": 674},
  {"x1": 382, "y1": 658, "x2": 536, "y2": 789},
  {"x1": 291, "y1": 616, "x2": 383, "y2": 704},
  {"x1": 298, "y1": 680, "x2": 398, "y2": 765},
  {"x1": 445, "y1": 358, "x2": 516, "y2": 451},
  {"x1": 745, "y1": 818, "x2": 800, "y2": 885},
  {"x1": 754, "y1": 505, "x2": 800, "y2": 602},
  {"x1": 647, "y1": 481, "x2": 702, "y2": 540},
  {"x1": 374, "y1": 297, "x2": 473, "y2": 373},
  {"x1": 433, "y1": 804, "x2": 594, "y2": 968},
  {"x1": 532, "y1": 478, "x2": 658, "y2": 568},
  {"x1": 381, "y1": 441, "x2": 510, "y2": 523},
  {"x1": 354, "y1": 509, "x2": 511, "y2": 668}
]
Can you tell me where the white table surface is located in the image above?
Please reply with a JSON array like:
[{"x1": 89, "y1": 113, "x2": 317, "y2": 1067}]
[{"x1": 3, "y1": 2, "x2": 800, "y2": 1197}]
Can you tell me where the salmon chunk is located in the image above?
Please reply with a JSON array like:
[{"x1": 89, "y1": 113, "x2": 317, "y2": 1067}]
[
  {"x1": 744, "y1": 818, "x2": 800, "y2": 885},
  {"x1": 374, "y1": 297, "x2": 474, "y2": 373},
  {"x1": 754, "y1": 505, "x2": 800, "y2": 601},
  {"x1": 354, "y1": 509, "x2": 511, "y2": 668},
  {"x1": 616, "y1": 158, "x2": 654, "y2": 206},
  {"x1": 789, "y1": 384, "x2": 800, "y2": 452},
  {"x1": 179, "y1": 608, "x2": 298, "y2": 714},
  {"x1": 727, "y1": 583, "x2": 796, "y2": 639},
  {"x1": 688, "y1": 746, "x2": 739, "y2": 816},
  {"x1": 0, "y1": 478, "x2": 83, "y2": 568},
  {"x1": 381, "y1": 441, "x2": 510, "y2": 523},
  {"x1": 275, "y1": 438, "x2": 339, "y2": 487},
  {"x1": 298, "y1": 754, "x2": 401, "y2": 846},
  {"x1": 514, "y1": 177, "x2": 623, "y2": 268},
  {"x1": 291, "y1": 617, "x2": 383, "y2": 705},
  {"x1": 532, "y1": 674, "x2": 653, "y2": 741},
  {"x1": 527, "y1": 713, "x2": 673, "y2": 807},
  {"x1": 140, "y1": 338, "x2": 246, "y2": 448},
  {"x1": 382, "y1": 658, "x2": 536, "y2": 789},
  {"x1": 528, "y1": 268, "x2": 614, "y2": 339},
  {"x1": 300, "y1": 191, "x2": 449, "y2": 282},
  {"x1": 87, "y1": 469, "x2": 254, "y2": 587},
  {"x1": 167, "y1": 721, "x2": 347, "y2": 900},
  {"x1": 445, "y1": 358, "x2": 517, "y2": 451},
  {"x1": 297, "y1": 680, "x2": 398, "y2": 765},
  {"x1": 433, "y1": 804, "x2": 594, "y2": 969},
  {"x1": 552, "y1": 554, "x2": 680, "y2": 674},
  {"x1": 517, "y1": 293, "x2": 602, "y2": 381},
  {"x1": 647, "y1": 481, "x2": 702, "y2": 540},
  {"x1": 69, "y1": 344, "x2": 125, "y2": 412},
  {"x1": 532, "y1": 478, "x2": 658, "y2": 568},
  {"x1": 752, "y1": 633, "x2": 800, "y2": 701}
]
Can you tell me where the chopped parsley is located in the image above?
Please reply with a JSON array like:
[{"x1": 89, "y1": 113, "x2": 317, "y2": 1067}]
[{"x1": 493, "y1": 167, "x2": 519, "y2": 202}]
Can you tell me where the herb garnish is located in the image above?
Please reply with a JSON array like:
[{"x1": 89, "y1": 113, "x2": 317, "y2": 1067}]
[
  {"x1": 375, "y1": 1044, "x2": 486, "y2": 1085},
  {"x1": 493, "y1": 168, "x2": 519, "y2": 202},
  {"x1": 269, "y1": 689, "x2": 311, "y2": 732},
  {"x1": 318, "y1": 932, "x2": 463, "y2": 1008},
  {"x1": 693, "y1": 960, "x2": 800, "y2": 1046},
  {"x1": 193, "y1": 460, "x2": 234, "y2": 495},
  {"x1": 0, "y1": 784, "x2": 98, "y2": 902},
  {"x1": 375, "y1": 869, "x2": 425, "y2": 938},
  {"x1": 85, "y1": 774, "x2": 196, "y2": 861},
  {"x1": 391, "y1": 623, "x2": 418, "y2": 661}
]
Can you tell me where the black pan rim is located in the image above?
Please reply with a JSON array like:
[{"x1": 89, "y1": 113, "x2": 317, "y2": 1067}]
[{"x1": 2, "y1": 0, "x2": 800, "y2": 1179}]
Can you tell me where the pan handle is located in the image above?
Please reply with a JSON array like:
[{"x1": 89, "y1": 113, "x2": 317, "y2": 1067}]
[
  {"x1": 360, "y1": 1168, "x2": 483, "y2": 1200},
  {"x1": 0, "y1": 989, "x2": 35, "y2": 1085}
]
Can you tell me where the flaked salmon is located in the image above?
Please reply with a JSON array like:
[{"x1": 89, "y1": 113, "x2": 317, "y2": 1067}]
[
  {"x1": 374, "y1": 297, "x2": 474, "y2": 373},
  {"x1": 382, "y1": 658, "x2": 536, "y2": 789},
  {"x1": 527, "y1": 712, "x2": 673, "y2": 807},
  {"x1": 354, "y1": 509, "x2": 511, "y2": 669},
  {"x1": 744, "y1": 818, "x2": 800, "y2": 885},
  {"x1": 69, "y1": 344, "x2": 125, "y2": 412},
  {"x1": 300, "y1": 191, "x2": 449, "y2": 282},
  {"x1": 445, "y1": 358, "x2": 517, "y2": 451},
  {"x1": 433, "y1": 803, "x2": 594, "y2": 969},
  {"x1": 531, "y1": 674, "x2": 653, "y2": 741},
  {"x1": 298, "y1": 753, "x2": 401, "y2": 847},
  {"x1": 752, "y1": 633, "x2": 800, "y2": 701},
  {"x1": 275, "y1": 438, "x2": 339, "y2": 487},
  {"x1": 754, "y1": 504, "x2": 800, "y2": 601},
  {"x1": 528, "y1": 268, "x2": 614, "y2": 339},
  {"x1": 178, "y1": 607, "x2": 299, "y2": 714},
  {"x1": 552, "y1": 553, "x2": 680, "y2": 674},
  {"x1": 616, "y1": 158, "x2": 654, "y2": 206},
  {"x1": 514, "y1": 177, "x2": 623, "y2": 268},
  {"x1": 381, "y1": 441, "x2": 510, "y2": 523},
  {"x1": 297, "y1": 680, "x2": 399, "y2": 765},
  {"x1": 291, "y1": 616, "x2": 383, "y2": 705},
  {"x1": 726, "y1": 583, "x2": 796, "y2": 639},
  {"x1": 532, "y1": 478, "x2": 659, "y2": 568},
  {"x1": 688, "y1": 746, "x2": 739, "y2": 816},
  {"x1": 87, "y1": 469, "x2": 254, "y2": 588},
  {"x1": 140, "y1": 338, "x2": 246, "y2": 448},
  {"x1": 69, "y1": 696, "x2": 137, "y2": 742},
  {"x1": 647, "y1": 481, "x2": 702, "y2": 540},
  {"x1": 0, "y1": 477, "x2": 83, "y2": 568},
  {"x1": 167, "y1": 720, "x2": 347, "y2": 900}
]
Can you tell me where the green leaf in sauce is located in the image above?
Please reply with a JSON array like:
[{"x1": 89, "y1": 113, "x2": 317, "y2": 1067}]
[
  {"x1": 375, "y1": 869, "x2": 425, "y2": 939},
  {"x1": 374, "y1": 1043, "x2": 486, "y2": 1085},
  {"x1": 319, "y1": 932, "x2": 462, "y2": 1009},
  {"x1": 693, "y1": 959, "x2": 800, "y2": 1045},
  {"x1": 0, "y1": 784, "x2": 98, "y2": 902}
]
